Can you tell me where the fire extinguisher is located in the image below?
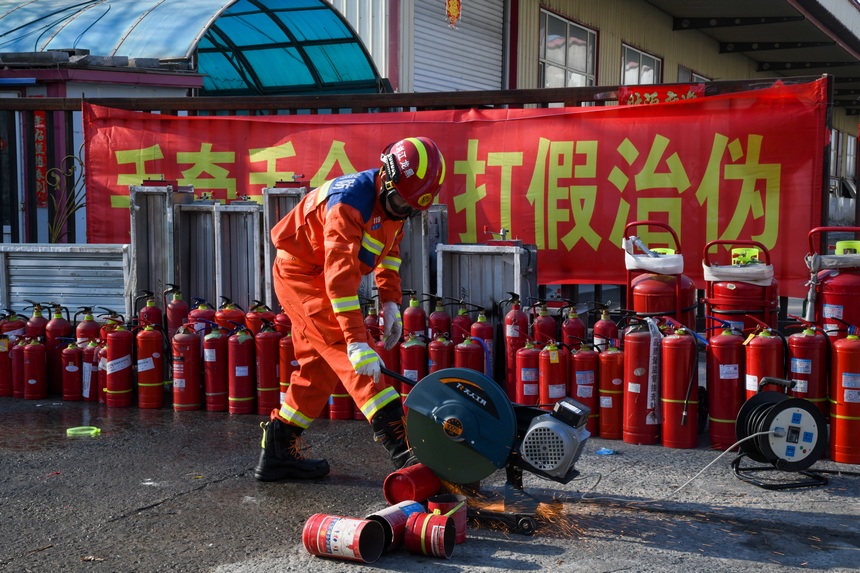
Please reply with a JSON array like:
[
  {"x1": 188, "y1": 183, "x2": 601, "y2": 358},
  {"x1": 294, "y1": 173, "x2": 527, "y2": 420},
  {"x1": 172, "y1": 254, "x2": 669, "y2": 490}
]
[
  {"x1": 561, "y1": 302, "x2": 587, "y2": 351},
  {"x1": 449, "y1": 299, "x2": 475, "y2": 345},
  {"x1": 97, "y1": 308, "x2": 123, "y2": 340},
  {"x1": 81, "y1": 339, "x2": 101, "y2": 402},
  {"x1": 806, "y1": 227, "x2": 860, "y2": 341},
  {"x1": 45, "y1": 305, "x2": 72, "y2": 396},
  {"x1": 203, "y1": 324, "x2": 230, "y2": 412},
  {"x1": 105, "y1": 323, "x2": 134, "y2": 408},
  {"x1": 274, "y1": 307, "x2": 292, "y2": 336},
  {"x1": 11, "y1": 337, "x2": 26, "y2": 398},
  {"x1": 246, "y1": 300, "x2": 276, "y2": 336},
  {"x1": 661, "y1": 328, "x2": 699, "y2": 449},
  {"x1": 136, "y1": 324, "x2": 165, "y2": 409},
  {"x1": 706, "y1": 321, "x2": 746, "y2": 450},
  {"x1": 74, "y1": 307, "x2": 101, "y2": 343},
  {"x1": 60, "y1": 339, "x2": 83, "y2": 401},
  {"x1": 0, "y1": 334, "x2": 12, "y2": 397},
  {"x1": 831, "y1": 330, "x2": 860, "y2": 464},
  {"x1": 744, "y1": 317, "x2": 787, "y2": 399},
  {"x1": 515, "y1": 340, "x2": 540, "y2": 405},
  {"x1": 427, "y1": 296, "x2": 452, "y2": 341},
  {"x1": 501, "y1": 292, "x2": 529, "y2": 401},
  {"x1": 227, "y1": 326, "x2": 256, "y2": 414},
  {"x1": 279, "y1": 332, "x2": 297, "y2": 403},
  {"x1": 470, "y1": 308, "x2": 494, "y2": 377},
  {"x1": 539, "y1": 340, "x2": 568, "y2": 411},
  {"x1": 1, "y1": 309, "x2": 27, "y2": 343},
  {"x1": 402, "y1": 291, "x2": 426, "y2": 339},
  {"x1": 622, "y1": 318, "x2": 662, "y2": 445},
  {"x1": 364, "y1": 303, "x2": 381, "y2": 341},
  {"x1": 570, "y1": 343, "x2": 599, "y2": 434},
  {"x1": 787, "y1": 319, "x2": 829, "y2": 419},
  {"x1": 216, "y1": 297, "x2": 246, "y2": 331},
  {"x1": 255, "y1": 322, "x2": 283, "y2": 416},
  {"x1": 172, "y1": 325, "x2": 203, "y2": 411},
  {"x1": 428, "y1": 333, "x2": 455, "y2": 373},
  {"x1": 188, "y1": 299, "x2": 216, "y2": 336},
  {"x1": 163, "y1": 284, "x2": 190, "y2": 340},
  {"x1": 375, "y1": 337, "x2": 401, "y2": 393},
  {"x1": 399, "y1": 333, "x2": 427, "y2": 402},
  {"x1": 23, "y1": 338, "x2": 47, "y2": 400},
  {"x1": 598, "y1": 339, "x2": 624, "y2": 439},
  {"x1": 531, "y1": 300, "x2": 557, "y2": 345},
  {"x1": 136, "y1": 290, "x2": 163, "y2": 328},
  {"x1": 454, "y1": 336, "x2": 484, "y2": 374},
  {"x1": 592, "y1": 304, "x2": 619, "y2": 352},
  {"x1": 24, "y1": 300, "x2": 48, "y2": 340},
  {"x1": 97, "y1": 340, "x2": 109, "y2": 403}
]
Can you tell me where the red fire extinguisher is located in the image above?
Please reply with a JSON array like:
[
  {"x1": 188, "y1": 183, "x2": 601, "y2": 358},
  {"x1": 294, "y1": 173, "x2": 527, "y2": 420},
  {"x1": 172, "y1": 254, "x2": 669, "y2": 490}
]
[
  {"x1": 98, "y1": 308, "x2": 123, "y2": 341},
  {"x1": 561, "y1": 302, "x2": 587, "y2": 351},
  {"x1": 136, "y1": 324, "x2": 165, "y2": 409},
  {"x1": 227, "y1": 326, "x2": 256, "y2": 414},
  {"x1": 136, "y1": 290, "x2": 163, "y2": 328},
  {"x1": 105, "y1": 323, "x2": 135, "y2": 407},
  {"x1": 400, "y1": 333, "x2": 427, "y2": 402},
  {"x1": 592, "y1": 304, "x2": 619, "y2": 352},
  {"x1": 515, "y1": 340, "x2": 541, "y2": 405},
  {"x1": 255, "y1": 323, "x2": 283, "y2": 415},
  {"x1": 163, "y1": 284, "x2": 190, "y2": 340},
  {"x1": 97, "y1": 341, "x2": 108, "y2": 403},
  {"x1": 0, "y1": 334, "x2": 12, "y2": 397},
  {"x1": 539, "y1": 341, "x2": 568, "y2": 411},
  {"x1": 23, "y1": 338, "x2": 47, "y2": 400},
  {"x1": 787, "y1": 321, "x2": 829, "y2": 419},
  {"x1": 188, "y1": 299, "x2": 216, "y2": 336},
  {"x1": 661, "y1": 328, "x2": 699, "y2": 449},
  {"x1": 806, "y1": 227, "x2": 860, "y2": 341},
  {"x1": 60, "y1": 340, "x2": 83, "y2": 401},
  {"x1": 428, "y1": 333, "x2": 454, "y2": 373},
  {"x1": 364, "y1": 304, "x2": 381, "y2": 341},
  {"x1": 450, "y1": 300, "x2": 475, "y2": 345},
  {"x1": 598, "y1": 339, "x2": 624, "y2": 439},
  {"x1": 470, "y1": 308, "x2": 494, "y2": 377},
  {"x1": 402, "y1": 291, "x2": 426, "y2": 339},
  {"x1": 246, "y1": 300, "x2": 276, "y2": 336},
  {"x1": 570, "y1": 344, "x2": 599, "y2": 434},
  {"x1": 706, "y1": 322, "x2": 746, "y2": 450},
  {"x1": 427, "y1": 296, "x2": 452, "y2": 341},
  {"x1": 81, "y1": 339, "x2": 101, "y2": 402},
  {"x1": 172, "y1": 325, "x2": 202, "y2": 411},
  {"x1": 216, "y1": 297, "x2": 246, "y2": 331},
  {"x1": 203, "y1": 325, "x2": 230, "y2": 412},
  {"x1": 45, "y1": 305, "x2": 72, "y2": 396},
  {"x1": 11, "y1": 337, "x2": 26, "y2": 398},
  {"x1": 376, "y1": 337, "x2": 401, "y2": 393},
  {"x1": 532, "y1": 301, "x2": 557, "y2": 345},
  {"x1": 831, "y1": 331, "x2": 860, "y2": 464},
  {"x1": 274, "y1": 307, "x2": 292, "y2": 336},
  {"x1": 744, "y1": 318, "x2": 786, "y2": 399},
  {"x1": 24, "y1": 301, "x2": 48, "y2": 340},
  {"x1": 501, "y1": 292, "x2": 529, "y2": 401},
  {"x1": 279, "y1": 332, "x2": 297, "y2": 402},
  {"x1": 454, "y1": 336, "x2": 485, "y2": 375},
  {"x1": 622, "y1": 319, "x2": 662, "y2": 445},
  {"x1": 1, "y1": 309, "x2": 27, "y2": 343},
  {"x1": 74, "y1": 307, "x2": 101, "y2": 343}
]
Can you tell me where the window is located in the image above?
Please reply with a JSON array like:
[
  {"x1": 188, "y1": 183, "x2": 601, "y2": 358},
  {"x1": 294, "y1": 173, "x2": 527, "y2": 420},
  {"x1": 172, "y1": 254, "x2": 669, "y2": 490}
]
[
  {"x1": 622, "y1": 44, "x2": 661, "y2": 85},
  {"x1": 539, "y1": 9, "x2": 596, "y2": 89},
  {"x1": 678, "y1": 66, "x2": 710, "y2": 83},
  {"x1": 845, "y1": 135, "x2": 856, "y2": 180}
]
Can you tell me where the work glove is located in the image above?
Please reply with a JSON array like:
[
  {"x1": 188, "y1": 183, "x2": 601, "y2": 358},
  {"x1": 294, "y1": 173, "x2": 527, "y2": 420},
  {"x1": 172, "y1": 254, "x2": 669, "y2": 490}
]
[
  {"x1": 348, "y1": 342, "x2": 384, "y2": 384},
  {"x1": 382, "y1": 301, "x2": 403, "y2": 350}
]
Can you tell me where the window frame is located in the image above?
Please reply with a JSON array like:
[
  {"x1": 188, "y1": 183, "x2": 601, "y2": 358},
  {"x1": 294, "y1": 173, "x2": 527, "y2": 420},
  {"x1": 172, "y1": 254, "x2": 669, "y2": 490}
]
[
  {"x1": 621, "y1": 44, "x2": 662, "y2": 85},
  {"x1": 538, "y1": 8, "x2": 597, "y2": 90}
]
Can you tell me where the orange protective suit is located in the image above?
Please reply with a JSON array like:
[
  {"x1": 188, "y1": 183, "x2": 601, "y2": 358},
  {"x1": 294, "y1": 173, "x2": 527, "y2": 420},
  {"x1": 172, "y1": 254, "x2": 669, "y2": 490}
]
[{"x1": 271, "y1": 169, "x2": 403, "y2": 427}]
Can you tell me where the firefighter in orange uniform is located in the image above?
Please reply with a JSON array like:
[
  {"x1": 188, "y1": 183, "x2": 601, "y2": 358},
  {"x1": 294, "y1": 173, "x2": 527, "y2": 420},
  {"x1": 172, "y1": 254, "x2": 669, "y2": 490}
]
[{"x1": 255, "y1": 137, "x2": 446, "y2": 481}]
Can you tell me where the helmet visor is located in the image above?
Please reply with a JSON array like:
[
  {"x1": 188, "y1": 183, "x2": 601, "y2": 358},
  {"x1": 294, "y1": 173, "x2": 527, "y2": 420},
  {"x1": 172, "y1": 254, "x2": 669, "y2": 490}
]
[{"x1": 384, "y1": 188, "x2": 418, "y2": 219}]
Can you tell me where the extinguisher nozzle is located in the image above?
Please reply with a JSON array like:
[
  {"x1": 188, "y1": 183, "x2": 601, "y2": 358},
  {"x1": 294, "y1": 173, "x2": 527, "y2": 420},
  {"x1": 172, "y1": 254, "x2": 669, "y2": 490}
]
[{"x1": 680, "y1": 410, "x2": 688, "y2": 426}]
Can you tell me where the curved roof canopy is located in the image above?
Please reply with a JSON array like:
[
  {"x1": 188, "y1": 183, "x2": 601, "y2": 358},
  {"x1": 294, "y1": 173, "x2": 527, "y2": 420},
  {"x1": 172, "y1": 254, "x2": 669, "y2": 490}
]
[{"x1": 0, "y1": 0, "x2": 386, "y2": 95}]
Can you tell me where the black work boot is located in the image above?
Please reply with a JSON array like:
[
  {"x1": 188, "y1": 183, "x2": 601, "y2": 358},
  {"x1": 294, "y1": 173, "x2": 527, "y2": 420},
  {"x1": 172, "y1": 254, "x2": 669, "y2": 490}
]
[
  {"x1": 371, "y1": 402, "x2": 417, "y2": 470},
  {"x1": 254, "y1": 419, "x2": 330, "y2": 481}
]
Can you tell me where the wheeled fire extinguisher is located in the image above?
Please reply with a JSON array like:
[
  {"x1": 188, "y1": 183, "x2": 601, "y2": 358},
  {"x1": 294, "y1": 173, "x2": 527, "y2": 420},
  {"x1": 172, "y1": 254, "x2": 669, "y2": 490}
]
[
  {"x1": 227, "y1": 326, "x2": 256, "y2": 414},
  {"x1": 706, "y1": 320, "x2": 746, "y2": 450},
  {"x1": 622, "y1": 318, "x2": 662, "y2": 445},
  {"x1": 399, "y1": 333, "x2": 427, "y2": 402},
  {"x1": 246, "y1": 301, "x2": 276, "y2": 336},
  {"x1": 830, "y1": 330, "x2": 860, "y2": 464},
  {"x1": 136, "y1": 290, "x2": 163, "y2": 328},
  {"x1": 74, "y1": 307, "x2": 101, "y2": 343},
  {"x1": 561, "y1": 302, "x2": 587, "y2": 351},
  {"x1": 45, "y1": 305, "x2": 72, "y2": 396},
  {"x1": 427, "y1": 296, "x2": 452, "y2": 341},
  {"x1": 598, "y1": 339, "x2": 624, "y2": 439},
  {"x1": 81, "y1": 339, "x2": 101, "y2": 402},
  {"x1": 501, "y1": 292, "x2": 529, "y2": 401},
  {"x1": 24, "y1": 301, "x2": 48, "y2": 340},
  {"x1": 255, "y1": 322, "x2": 283, "y2": 416},
  {"x1": 515, "y1": 340, "x2": 541, "y2": 405},
  {"x1": 203, "y1": 325, "x2": 230, "y2": 412},
  {"x1": 702, "y1": 240, "x2": 779, "y2": 334},
  {"x1": 278, "y1": 332, "x2": 297, "y2": 403},
  {"x1": 539, "y1": 340, "x2": 568, "y2": 411},
  {"x1": 531, "y1": 300, "x2": 557, "y2": 345},
  {"x1": 163, "y1": 284, "x2": 190, "y2": 340},
  {"x1": 470, "y1": 308, "x2": 494, "y2": 377},
  {"x1": 402, "y1": 291, "x2": 426, "y2": 339},
  {"x1": 428, "y1": 333, "x2": 454, "y2": 373},
  {"x1": 1, "y1": 309, "x2": 26, "y2": 343},
  {"x1": 623, "y1": 221, "x2": 697, "y2": 331},
  {"x1": 805, "y1": 227, "x2": 860, "y2": 341},
  {"x1": 136, "y1": 324, "x2": 165, "y2": 409},
  {"x1": 11, "y1": 337, "x2": 26, "y2": 398},
  {"x1": 661, "y1": 327, "x2": 699, "y2": 449},
  {"x1": 570, "y1": 343, "x2": 599, "y2": 434},
  {"x1": 105, "y1": 322, "x2": 134, "y2": 407},
  {"x1": 0, "y1": 334, "x2": 12, "y2": 397},
  {"x1": 787, "y1": 319, "x2": 829, "y2": 419},
  {"x1": 187, "y1": 299, "x2": 216, "y2": 336},
  {"x1": 216, "y1": 297, "x2": 246, "y2": 332},
  {"x1": 172, "y1": 325, "x2": 202, "y2": 411},
  {"x1": 60, "y1": 340, "x2": 83, "y2": 401},
  {"x1": 450, "y1": 299, "x2": 475, "y2": 345},
  {"x1": 23, "y1": 338, "x2": 47, "y2": 400},
  {"x1": 744, "y1": 317, "x2": 787, "y2": 399},
  {"x1": 592, "y1": 304, "x2": 619, "y2": 352}
]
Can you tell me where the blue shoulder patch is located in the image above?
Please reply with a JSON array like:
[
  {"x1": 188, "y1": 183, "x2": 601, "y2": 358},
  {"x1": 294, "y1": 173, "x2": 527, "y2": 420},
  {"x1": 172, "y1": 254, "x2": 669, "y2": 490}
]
[{"x1": 324, "y1": 170, "x2": 377, "y2": 222}]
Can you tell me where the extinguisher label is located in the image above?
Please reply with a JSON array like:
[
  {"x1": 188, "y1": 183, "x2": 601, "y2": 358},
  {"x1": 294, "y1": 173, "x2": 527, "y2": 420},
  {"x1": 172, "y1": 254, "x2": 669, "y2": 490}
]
[
  {"x1": 549, "y1": 384, "x2": 566, "y2": 399},
  {"x1": 600, "y1": 396, "x2": 613, "y2": 408},
  {"x1": 719, "y1": 364, "x2": 739, "y2": 379},
  {"x1": 823, "y1": 304, "x2": 844, "y2": 319},
  {"x1": 628, "y1": 382, "x2": 641, "y2": 394},
  {"x1": 506, "y1": 324, "x2": 521, "y2": 337},
  {"x1": 792, "y1": 378, "x2": 809, "y2": 393},
  {"x1": 745, "y1": 374, "x2": 759, "y2": 392},
  {"x1": 790, "y1": 358, "x2": 812, "y2": 375},
  {"x1": 824, "y1": 323, "x2": 840, "y2": 337},
  {"x1": 204, "y1": 348, "x2": 217, "y2": 362},
  {"x1": 138, "y1": 357, "x2": 155, "y2": 372},
  {"x1": 235, "y1": 366, "x2": 249, "y2": 377},
  {"x1": 107, "y1": 354, "x2": 132, "y2": 373},
  {"x1": 174, "y1": 378, "x2": 186, "y2": 389},
  {"x1": 521, "y1": 367, "x2": 538, "y2": 382},
  {"x1": 403, "y1": 369, "x2": 419, "y2": 382},
  {"x1": 844, "y1": 390, "x2": 860, "y2": 403},
  {"x1": 576, "y1": 371, "x2": 595, "y2": 385},
  {"x1": 576, "y1": 385, "x2": 593, "y2": 398},
  {"x1": 65, "y1": 364, "x2": 80, "y2": 373},
  {"x1": 523, "y1": 383, "x2": 538, "y2": 396},
  {"x1": 82, "y1": 363, "x2": 92, "y2": 397},
  {"x1": 842, "y1": 372, "x2": 860, "y2": 388},
  {"x1": 0, "y1": 339, "x2": 6, "y2": 351}
]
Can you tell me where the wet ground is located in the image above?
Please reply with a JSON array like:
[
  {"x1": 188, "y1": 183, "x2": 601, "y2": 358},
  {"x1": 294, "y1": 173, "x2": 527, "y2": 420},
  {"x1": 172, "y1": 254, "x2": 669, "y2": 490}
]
[{"x1": 1, "y1": 395, "x2": 858, "y2": 573}]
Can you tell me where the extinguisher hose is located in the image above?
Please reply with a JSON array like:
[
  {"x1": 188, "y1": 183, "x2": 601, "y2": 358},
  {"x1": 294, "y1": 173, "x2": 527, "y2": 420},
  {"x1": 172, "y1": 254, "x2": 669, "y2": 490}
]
[{"x1": 680, "y1": 349, "x2": 697, "y2": 426}]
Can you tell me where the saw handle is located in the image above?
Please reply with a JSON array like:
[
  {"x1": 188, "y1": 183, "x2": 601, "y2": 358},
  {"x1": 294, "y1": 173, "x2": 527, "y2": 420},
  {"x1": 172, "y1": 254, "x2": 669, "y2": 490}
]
[{"x1": 380, "y1": 366, "x2": 416, "y2": 387}]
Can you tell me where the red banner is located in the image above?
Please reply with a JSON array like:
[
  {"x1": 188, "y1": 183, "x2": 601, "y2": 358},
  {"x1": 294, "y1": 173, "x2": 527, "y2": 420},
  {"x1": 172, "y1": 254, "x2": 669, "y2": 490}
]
[{"x1": 83, "y1": 79, "x2": 828, "y2": 297}]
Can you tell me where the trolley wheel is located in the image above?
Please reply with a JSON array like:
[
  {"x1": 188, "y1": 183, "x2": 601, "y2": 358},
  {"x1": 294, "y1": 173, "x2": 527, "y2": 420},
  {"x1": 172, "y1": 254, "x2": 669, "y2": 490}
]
[{"x1": 516, "y1": 516, "x2": 537, "y2": 536}]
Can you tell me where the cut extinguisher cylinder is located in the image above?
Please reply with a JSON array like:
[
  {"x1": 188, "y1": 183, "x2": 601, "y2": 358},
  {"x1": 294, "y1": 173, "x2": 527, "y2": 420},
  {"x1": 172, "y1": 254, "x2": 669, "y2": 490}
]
[
  {"x1": 403, "y1": 294, "x2": 426, "y2": 339},
  {"x1": 532, "y1": 303, "x2": 557, "y2": 345},
  {"x1": 204, "y1": 327, "x2": 230, "y2": 412},
  {"x1": 661, "y1": 330, "x2": 699, "y2": 449},
  {"x1": 279, "y1": 333, "x2": 297, "y2": 403},
  {"x1": 255, "y1": 327, "x2": 283, "y2": 416},
  {"x1": 0, "y1": 335, "x2": 12, "y2": 397},
  {"x1": 428, "y1": 334, "x2": 454, "y2": 373},
  {"x1": 23, "y1": 339, "x2": 48, "y2": 400},
  {"x1": 831, "y1": 334, "x2": 860, "y2": 464},
  {"x1": 105, "y1": 326, "x2": 134, "y2": 408},
  {"x1": 11, "y1": 339, "x2": 26, "y2": 398},
  {"x1": 81, "y1": 340, "x2": 100, "y2": 402},
  {"x1": 515, "y1": 341, "x2": 540, "y2": 405},
  {"x1": 173, "y1": 326, "x2": 202, "y2": 411},
  {"x1": 706, "y1": 328, "x2": 746, "y2": 450},
  {"x1": 744, "y1": 330, "x2": 784, "y2": 399},
  {"x1": 593, "y1": 308, "x2": 618, "y2": 352},
  {"x1": 454, "y1": 336, "x2": 484, "y2": 375},
  {"x1": 228, "y1": 328, "x2": 256, "y2": 414},
  {"x1": 571, "y1": 345, "x2": 599, "y2": 434},
  {"x1": 622, "y1": 325, "x2": 661, "y2": 445},
  {"x1": 503, "y1": 295, "x2": 529, "y2": 401},
  {"x1": 136, "y1": 325, "x2": 165, "y2": 409},
  {"x1": 60, "y1": 342, "x2": 83, "y2": 401},
  {"x1": 787, "y1": 327, "x2": 829, "y2": 419},
  {"x1": 539, "y1": 341, "x2": 569, "y2": 411},
  {"x1": 329, "y1": 380, "x2": 353, "y2": 420},
  {"x1": 598, "y1": 343, "x2": 624, "y2": 439},
  {"x1": 400, "y1": 335, "x2": 427, "y2": 401},
  {"x1": 470, "y1": 310, "x2": 494, "y2": 378}
]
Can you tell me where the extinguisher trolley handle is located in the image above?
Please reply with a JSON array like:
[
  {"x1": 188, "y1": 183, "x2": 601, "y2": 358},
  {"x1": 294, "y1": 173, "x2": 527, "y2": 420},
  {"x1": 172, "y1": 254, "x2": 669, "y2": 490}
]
[
  {"x1": 380, "y1": 366, "x2": 416, "y2": 388},
  {"x1": 758, "y1": 377, "x2": 795, "y2": 393}
]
